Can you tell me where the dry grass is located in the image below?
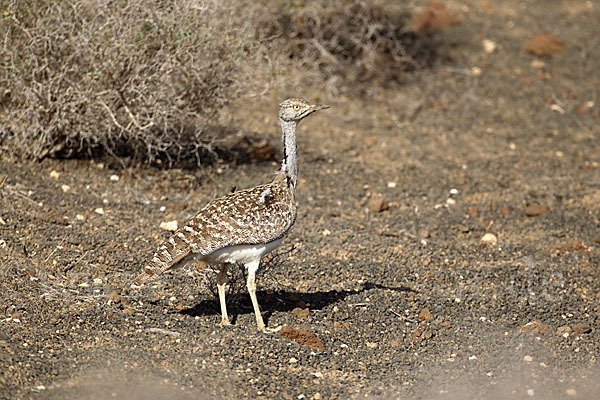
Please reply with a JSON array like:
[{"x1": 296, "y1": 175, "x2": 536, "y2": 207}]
[
  {"x1": 0, "y1": 0, "x2": 438, "y2": 166},
  {"x1": 0, "y1": 0, "x2": 257, "y2": 166},
  {"x1": 258, "y1": 0, "x2": 436, "y2": 86}
]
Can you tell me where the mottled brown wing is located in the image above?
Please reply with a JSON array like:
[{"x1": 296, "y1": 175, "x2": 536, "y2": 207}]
[{"x1": 132, "y1": 179, "x2": 295, "y2": 286}]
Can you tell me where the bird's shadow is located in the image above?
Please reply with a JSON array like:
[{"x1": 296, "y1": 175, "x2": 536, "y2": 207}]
[{"x1": 179, "y1": 282, "x2": 414, "y2": 324}]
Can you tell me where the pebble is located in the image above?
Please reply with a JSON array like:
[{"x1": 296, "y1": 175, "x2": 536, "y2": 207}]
[
  {"x1": 524, "y1": 204, "x2": 550, "y2": 217},
  {"x1": 572, "y1": 324, "x2": 592, "y2": 335},
  {"x1": 566, "y1": 389, "x2": 577, "y2": 397},
  {"x1": 527, "y1": 388, "x2": 534, "y2": 397},
  {"x1": 160, "y1": 220, "x2": 178, "y2": 231},
  {"x1": 557, "y1": 326, "x2": 571, "y2": 336},
  {"x1": 49, "y1": 170, "x2": 60, "y2": 179},
  {"x1": 523, "y1": 355, "x2": 533, "y2": 362},
  {"x1": 418, "y1": 308, "x2": 433, "y2": 321},
  {"x1": 480, "y1": 233, "x2": 497, "y2": 244},
  {"x1": 368, "y1": 194, "x2": 389, "y2": 212},
  {"x1": 482, "y1": 39, "x2": 497, "y2": 53},
  {"x1": 61, "y1": 184, "x2": 71, "y2": 193},
  {"x1": 94, "y1": 208, "x2": 105, "y2": 215},
  {"x1": 530, "y1": 59, "x2": 545, "y2": 69},
  {"x1": 110, "y1": 175, "x2": 120, "y2": 181},
  {"x1": 519, "y1": 320, "x2": 552, "y2": 335},
  {"x1": 291, "y1": 307, "x2": 311, "y2": 319},
  {"x1": 471, "y1": 66, "x2": 482, "y2": 76},
  {"x1": 76, "y1": 214, "x2": 85, "y2": 221},
  {"x1": 289, "y1": 357, "x2": 298, "y2": 363},
  {"x1": 106, "y1": 291, "x2": 121, "y2": 302}
]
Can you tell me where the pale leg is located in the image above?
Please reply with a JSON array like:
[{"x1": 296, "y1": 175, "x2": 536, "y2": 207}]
[
  {"x1": 246, "y1": 260, "x2": 266, "y2": 331},
  {"x1": 217, "y1": 264, "x2": 230, "y2": 326}
]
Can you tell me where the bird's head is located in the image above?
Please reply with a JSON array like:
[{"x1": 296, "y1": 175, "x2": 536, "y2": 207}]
[{"x1": 279, "y1": 98, "x2": 329, "y2": 122}]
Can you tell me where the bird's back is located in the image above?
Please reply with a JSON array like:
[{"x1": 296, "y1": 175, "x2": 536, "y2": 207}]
[{"x1": 132, "y1": 176, "x2": 295, "y2": 285}]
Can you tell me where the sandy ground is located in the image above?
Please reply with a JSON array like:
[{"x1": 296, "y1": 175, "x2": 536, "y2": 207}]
[{"x1": 1, "y1": 1, "x2": 599, "y2": 399}]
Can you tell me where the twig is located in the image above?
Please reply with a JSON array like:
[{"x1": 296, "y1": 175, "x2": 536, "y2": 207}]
[
  {"x1": 146, "y1": 327, "x2": 181, "y2": 337},
  {"x1": 348, "y1": 303, "x2": 369, "y2": 307},
  {"x1": 1, "y1": 185, "x2": 41, "y2": 207},
  {"x1": 64, "y1": 250, "x2": 90, "y2": 273},
  {"x1": 44, "y1": 236, "x2": 67, "y2": 263},
  {"x1": 389, "y1": 309, "x2": 416, "y2": 323}
]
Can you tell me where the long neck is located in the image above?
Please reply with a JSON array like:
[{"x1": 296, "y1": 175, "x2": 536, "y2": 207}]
[{"x1": 280, "y1": 118, "x2": 299, "y2": 194}]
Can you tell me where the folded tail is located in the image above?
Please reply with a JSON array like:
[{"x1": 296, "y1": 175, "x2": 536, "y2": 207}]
[{"x1": 131, "y1": 233, "x2": 192, "y2": 288}]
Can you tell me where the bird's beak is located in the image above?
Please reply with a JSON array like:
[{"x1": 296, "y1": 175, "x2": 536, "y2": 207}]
[{"x1": 310, "y1": 104, "x2": 330, "y2": 112}]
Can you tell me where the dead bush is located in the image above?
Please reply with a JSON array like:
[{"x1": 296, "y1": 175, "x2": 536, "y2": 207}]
[
  {"x1": 258, "y1": 0, "x2": 437, "y2": 85},
  {"x1": 0, "y1": 0, "x2": 259, "y2": 166}
]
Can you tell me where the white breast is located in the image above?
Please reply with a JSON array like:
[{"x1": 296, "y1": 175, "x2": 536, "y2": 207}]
[{"x1": 202, "y1": 237, "x2": 284, "y2": 266}]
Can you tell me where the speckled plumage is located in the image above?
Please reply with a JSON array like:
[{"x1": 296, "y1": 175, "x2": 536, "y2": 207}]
[
  {"x1": 132, "y1": 175, "x2": 295, "y2": 285},
  {"x1": 131, "y1": 98, "x2": 328, "y2": 331}
]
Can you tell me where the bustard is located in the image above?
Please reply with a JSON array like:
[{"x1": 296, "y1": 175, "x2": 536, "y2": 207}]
[{"x1": 132, "y1": 98, "x2": 328, "y2": 331}]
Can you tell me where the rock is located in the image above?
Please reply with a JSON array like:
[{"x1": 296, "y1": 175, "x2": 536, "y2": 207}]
[
  {"x1": 523, "y1": 355, "x2": 533, "y2": 362},
  {"x1": 557, "y1": 240, "x2": 590, "y2": 253},
  {"x1": 368, "y1": 194, "x2": 389, "y2": 212},
  {"x1": 557, "y1": 326, "x2": 571, "y2": 336},
  {"x1": 482, "y1": 39, "x2": 497, "y2": 54},
  {"x1": 413, "y1": 323, "x2": 433, "y2": 342},
  {"x1": 519, "y1": 320, "x2": 552, "y2": 334},
  {"x1": 94, "y1": 207, "x2": 105, "y2": 215},
  {"x1": 418, "y1": 308, "x2": 434, "y2": 321},
  {"x1": 291, "y1": 307, "x2": 311, "y2": 319},
  {"x1": 572, "y1": 324, "x2": 592, "y2": 335},
  {"x1": 524, "y1": 204, "x2": 550, "y2": 217},
  {"x1": 159, "y1": 220, "x2": 178, "y2": 231},
  {"x1": 481, "y1": 233, "x2": 497, "y2": 244},
  {"x1": 278, "y1": 325, "x2": 325, "y2": 351},
  {"x1": 49, "y1": 170, "x2": 60, "y2": 179},
  {"x1": 414, "y1": 1, "x2": 461, "y2": 33},
  {"x1": 526, "y1": 33, "x2": 566, "y2": 56},
  {"x1": 106, "y1": 291, "x2": 122, "y2": 302}
]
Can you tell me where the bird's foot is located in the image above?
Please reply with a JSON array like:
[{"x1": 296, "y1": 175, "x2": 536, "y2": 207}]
[
  {"x1": 260, "y1": 325, "x2": 282, "y2": 334},
  {"x1": 221, "y1": 318, "x2": 231, "y2": 326}
]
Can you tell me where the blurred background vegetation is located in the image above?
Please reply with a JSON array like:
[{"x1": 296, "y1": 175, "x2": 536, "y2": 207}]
[{"x1": 0, "y1": 0, "x2": 443, "y2": 167}]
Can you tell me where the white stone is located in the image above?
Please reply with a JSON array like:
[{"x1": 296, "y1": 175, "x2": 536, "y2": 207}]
[
  {"x1": 481, "y1": 233, "x2": 497, "y2": 244},
  {"x1": 160, "y1": 220, "x2": 178, "y2": 231},
  {"x1": 482, "y1": 39, "x2": 497, "y2": 53}
]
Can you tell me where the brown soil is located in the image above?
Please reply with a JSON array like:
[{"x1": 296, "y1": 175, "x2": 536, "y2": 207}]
[{"x1": 1, "y1": 1, "x2": 599, "y2": 399}]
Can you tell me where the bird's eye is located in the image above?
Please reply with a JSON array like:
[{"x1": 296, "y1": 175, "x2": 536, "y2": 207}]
[{"x1": 293, "y1": 105, "x2": 300, "y2": 110}]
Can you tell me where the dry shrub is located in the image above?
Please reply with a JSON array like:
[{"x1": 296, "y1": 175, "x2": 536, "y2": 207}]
[
  {"x1": 258, "y1": 0, "x2": 437, "y2": 85},
  {"x1": 0, "y1": 0, "x2": 257, "y2": 166}
]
